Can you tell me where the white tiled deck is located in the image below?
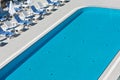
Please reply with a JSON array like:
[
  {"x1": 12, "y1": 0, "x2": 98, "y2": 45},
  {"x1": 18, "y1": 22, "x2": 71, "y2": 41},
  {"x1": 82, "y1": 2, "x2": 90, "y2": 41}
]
[{"x1": 1, "y1": 0, "x2": 120, "y2": 80}]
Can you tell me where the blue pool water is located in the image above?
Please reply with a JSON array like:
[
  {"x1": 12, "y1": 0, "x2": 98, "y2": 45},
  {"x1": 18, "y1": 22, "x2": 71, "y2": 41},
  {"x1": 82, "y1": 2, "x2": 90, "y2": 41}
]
[{"x1": 2, "y1": 7, "x2": 120, "y2": 80}]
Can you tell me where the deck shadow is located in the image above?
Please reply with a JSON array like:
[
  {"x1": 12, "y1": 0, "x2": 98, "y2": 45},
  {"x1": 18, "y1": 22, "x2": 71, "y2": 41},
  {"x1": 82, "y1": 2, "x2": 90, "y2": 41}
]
[
  {"x1": 14, "y1": 34, "x2": 21, "y2": 37},
  {"x1": 45, "y1": 12, "x2": 52, "y2": 16},
  {"x1": 31, "y1": 23, "x2": 37, "y2": 26},
  {"x1": 0, "y1": 42, "x2": 8, "y2": 47}
]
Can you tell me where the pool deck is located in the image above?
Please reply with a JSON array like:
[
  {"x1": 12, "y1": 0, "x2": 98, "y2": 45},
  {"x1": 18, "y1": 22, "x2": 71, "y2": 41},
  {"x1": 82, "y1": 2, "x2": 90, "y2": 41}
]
[{"x1": 1, "y1": 0, "x2": 120, "y2": 80}]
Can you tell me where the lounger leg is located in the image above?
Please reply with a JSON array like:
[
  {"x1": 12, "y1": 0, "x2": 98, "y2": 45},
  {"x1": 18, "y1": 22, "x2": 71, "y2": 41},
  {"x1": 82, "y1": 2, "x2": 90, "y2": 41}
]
[
  {"x1": 0, "y1": 41, "x2": 2, "y2": 46},
  {"x1": 46, "y1": 8, "x2": 51, "y2": 13},
  {"x1": 6, "y1": 35, "x2": 12, "y2": 39},
  {"x1": 59, "y1": 1, "x2": 65, "y2": 5},
  {"x1": 21, "y1": 25, "x2": 28, "y2": 31}
]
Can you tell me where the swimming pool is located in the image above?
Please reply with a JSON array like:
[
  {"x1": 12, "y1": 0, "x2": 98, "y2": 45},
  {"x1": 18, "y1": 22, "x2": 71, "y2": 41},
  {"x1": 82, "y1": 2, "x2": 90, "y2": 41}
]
[{"x1": 1, "y1": 7, "x2": 120, "y2": 80}]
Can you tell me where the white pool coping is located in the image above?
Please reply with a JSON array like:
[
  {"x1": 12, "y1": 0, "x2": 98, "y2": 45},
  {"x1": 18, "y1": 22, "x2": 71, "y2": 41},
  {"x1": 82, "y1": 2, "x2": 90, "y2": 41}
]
[
  {"x1": 1, "y1": 0, "x2": 120, "y2": 80},
  {"x1": 99, "y1": 51, "x2": 120, "y2": 80}
]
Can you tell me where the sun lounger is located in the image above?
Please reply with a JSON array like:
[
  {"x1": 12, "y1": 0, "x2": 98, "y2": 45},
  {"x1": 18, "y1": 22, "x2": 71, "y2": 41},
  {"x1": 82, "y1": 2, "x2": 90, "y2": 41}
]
[
  {"x1": 13, "y1": 14, "x2": 32, "y2": 30},
  {"x1": 46, "y1": 0, "x2": 61, "y2": 10},
  {"x1": 0, "y1": 26, "x2": 14, "y2": 38},
  {"x1": 37, "y1": 2, "x2": 50, "y2": 13},
  {"x1": 31, "y1": 5, "x2": 46, "y2": 15},
  {"x1": 22, "y1": 10, "x2": 34, "y2": 20},
  {"x1": 30, "y1": 5, "x2": 46, "y2": 18},
  {"x1": 14, "y1": 14, "x2": 32, "y2": 26},
  {"x1": 0, "y1": 16, "x2": 7, "y2": 22},
  {"x1": 4, "y1": 21, "x2": 18, "y2": 33},
  {"x1": 47, "y1": 0, "x2": 60, "y2": 6}
]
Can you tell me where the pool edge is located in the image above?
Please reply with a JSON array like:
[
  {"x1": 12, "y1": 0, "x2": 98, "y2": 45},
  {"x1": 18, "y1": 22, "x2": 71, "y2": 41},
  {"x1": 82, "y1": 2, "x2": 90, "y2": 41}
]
[{"x1": 0, "y1": 6, "x2": 86, "y2": 69}]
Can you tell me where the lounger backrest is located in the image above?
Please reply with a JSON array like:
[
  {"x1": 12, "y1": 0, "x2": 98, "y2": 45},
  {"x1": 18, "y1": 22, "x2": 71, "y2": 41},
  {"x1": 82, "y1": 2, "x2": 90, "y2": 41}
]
[
  {"x1": 13, "y1": 0, "x2": 19, "y2": 5},
  {"x1": 0, "y1": 7, "x2": 3, "y2": 13},
  {"x1": 22, "y1": 11, "x2": 28, "y2": 17},
  {"x1": 47, "y1": 0, "x2": 52, "y2": 3},
  {"x1": 0, "y1": 26, "x2": 6, "y2": 34},
  {"x1": 14, "y1": 14, "x2": 22, "y2": 23},
  {"x1": 31, "y1": 5, "x2": 38, "y2": 12},
  {"x1": 0, "y1": 27, "x2": 4, "y2": 33},
  {"x1": 4, "y1": 21, "x2": 12, "y2": 28},
  {"x1": 37, "y1": 2, "x2": 44, "y2": 9}
]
